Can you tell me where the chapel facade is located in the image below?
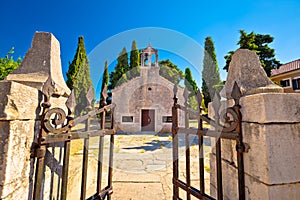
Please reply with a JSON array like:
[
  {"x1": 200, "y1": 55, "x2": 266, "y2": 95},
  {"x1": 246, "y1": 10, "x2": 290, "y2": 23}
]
[{"x1": 112, "y1": 44, "x2": 185, "y2": 133}]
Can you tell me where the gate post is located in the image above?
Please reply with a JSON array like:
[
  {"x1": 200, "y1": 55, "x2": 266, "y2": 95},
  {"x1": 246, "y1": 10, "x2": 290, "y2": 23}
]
[
  {"x1": 172, "y1": 84, "x2": 179, "y2": 200},
  {"x1": 209, "y1": 49, "x2": 300, "y2": 199},
  {"x1": 0, "y1": 32, "x2": 70, "y2": 200}
]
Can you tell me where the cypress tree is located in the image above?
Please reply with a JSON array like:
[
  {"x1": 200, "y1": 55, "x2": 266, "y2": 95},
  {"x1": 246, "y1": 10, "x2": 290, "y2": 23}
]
[
  {"x1": 184, "y1": 67, "x2": 198, "y2": 95},
  {"x1": 184, "y1": 67, "x2": 199, "y2": 111},
  {"x1": 66, "y1": 36, "x2": 94, "y2": 115},
  {"x1": 109, "y1": 47, "x2": 129, "y2": 89},
  {"x1": 100, "y1": 60, "x2": 109, "y2": 106},
  {"x1": 128, "y1": 40, "x2": 140, "y2": 79},
  {"x1": 202, "y1": 37, "x2": 221, "y2": 108}
]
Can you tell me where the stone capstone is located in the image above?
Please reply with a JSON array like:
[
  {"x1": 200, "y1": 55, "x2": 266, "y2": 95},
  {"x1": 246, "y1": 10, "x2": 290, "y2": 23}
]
[
  {"x1": 5, "y1": 32, "x2": 70, "y2": 96},
  {"x1": 221, "y1": 49, "x2": 283, "y2": 98}
]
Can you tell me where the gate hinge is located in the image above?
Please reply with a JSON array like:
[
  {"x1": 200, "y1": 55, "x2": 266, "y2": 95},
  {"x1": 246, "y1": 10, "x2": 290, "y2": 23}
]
[
  {"x1": 30, "y1": 143, "x2": 46, "y2": 158},
  {"x1": 236, "y1": 142, "x2": 250, "y2": 153},
  {"x1": 244, "y1": 143, "x2": 250, "y2": 153}
]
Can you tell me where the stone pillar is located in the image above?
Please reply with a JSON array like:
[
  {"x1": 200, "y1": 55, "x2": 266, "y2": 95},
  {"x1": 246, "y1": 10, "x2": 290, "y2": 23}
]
[
  {"x1": 148, "y1": 54, "x2": 151, "y2": 66},
  {"x1": 209, "y1": 49, "x2": 300, "y2": 199},
  {"x1": 155, "y1": 53, "x2": 158, "y2": 67},
  {"x1": 141, "y1": 53, "x2": 144, "y2": 67},
  {"x1": 0, "y1": 32, "x2": 70, "y2": 199}
]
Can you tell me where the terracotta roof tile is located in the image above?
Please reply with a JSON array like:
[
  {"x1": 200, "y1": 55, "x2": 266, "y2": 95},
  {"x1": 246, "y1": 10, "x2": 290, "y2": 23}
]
[{"x1": 271, "y1": 59, "x2": 300, "y2": 76}]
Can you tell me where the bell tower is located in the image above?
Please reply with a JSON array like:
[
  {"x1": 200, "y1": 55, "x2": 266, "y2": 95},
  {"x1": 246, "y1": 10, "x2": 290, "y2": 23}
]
[{"x1": 141, "y1": 43, "x2": 158, "y2": 67}]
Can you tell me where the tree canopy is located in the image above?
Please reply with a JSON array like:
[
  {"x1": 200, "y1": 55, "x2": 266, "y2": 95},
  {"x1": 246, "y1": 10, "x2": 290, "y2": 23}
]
[
  {"x1": 159, "y1": 59, "x2": 183, "y2": 84},
  {"x1": 223, "y1": 30, "x2": 281, "y2": 76},
  {"x1": 202, "y1": 37, "x2": 222, "y2": 108},
  {"x1": 0, "y1": 47, "x2": 21, "y2": 80},
  {"x1": 66, "y1": 36, "x2": 94, "y2": 114}
]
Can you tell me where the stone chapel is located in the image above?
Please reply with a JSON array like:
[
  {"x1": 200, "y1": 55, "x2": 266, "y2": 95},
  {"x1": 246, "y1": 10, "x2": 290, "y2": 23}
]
[{"x1": 112, "y1": 44, "x2": 185, "y2": 133}]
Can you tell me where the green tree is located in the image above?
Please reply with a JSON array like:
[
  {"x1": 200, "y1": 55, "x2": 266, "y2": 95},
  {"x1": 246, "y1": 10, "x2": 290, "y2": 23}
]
[
  {"x1": 159, "y1": 59, "x2": 183, "y2": 83},
  {"x1": 109, "y1": 47, "x2": 129, "y2": 89},
  {"x1": 202, "y1": 37, "x2": 222, "y2": 108},
  {"x1": 66, "y1": 36, "x2": 94, "y2": 114},
  {"x1": 184, "y1": 68, "x2": 198, "y2": 94},
  {"x1": 223, "y1": 30, "x2": 281, "y2": 76},
  {"x1": 100, "y1": 60, "x2": 109, "y2": 106},
  {"x1": 128, "y1": 40, "x2": 140, "y2": 79},
  {"x1": 184, "y1": 67, "x2": 199, "y2": 111},
  {"x1": 0, "y1": 47, "x2": 21, "y2": 80}
]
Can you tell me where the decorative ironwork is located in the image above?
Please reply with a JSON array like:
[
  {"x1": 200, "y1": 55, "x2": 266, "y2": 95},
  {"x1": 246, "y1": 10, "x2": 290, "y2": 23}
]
[
  {"x1": 172, "y1": 82, "x2": 248, "y2": 200},
  {"x1": 43, "y1": 107, "x2": 68, "y2": 134},
  {"x1": 32, "y1": 78, "x2": 116, "y2": 200},
  {"x1": 219, "y1": 107, "x2": 239, "y2": 132}
]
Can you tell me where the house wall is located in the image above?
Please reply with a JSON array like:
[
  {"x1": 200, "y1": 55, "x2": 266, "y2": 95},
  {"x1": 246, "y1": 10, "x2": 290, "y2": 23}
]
[{"x1": 271, "y1": 69, "x2": 300, "y2": 93}]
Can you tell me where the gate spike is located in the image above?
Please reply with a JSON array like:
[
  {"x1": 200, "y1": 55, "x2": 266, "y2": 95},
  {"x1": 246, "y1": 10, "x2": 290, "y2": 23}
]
[
  {"x1": 101, "y1": 84, "x2": 108, "y2": 103},
  {"x1": 173, "y1": 83, "x2": 178, "y2": 96},
  {"x1": 86, "y1": 85, "x2": 94, "y2": 108},
  {"x1": 42, "y1": 77, "x2": 55, "y2": 101},
  {"x1": 212, "y1": 92, "x2": 221, "y2": 114},
  {"x1": 173, "y1": 84, "x2": 178, "y2": 105},
  {"x1": 196, "y1": 88, "x2": 202, "y2": 105},
  {"x1": 231, "y1": 81, "x2": 241, "y2": 105},
  {"x1": 66, "y1": 89, "x2": 76, "y2": 114}
]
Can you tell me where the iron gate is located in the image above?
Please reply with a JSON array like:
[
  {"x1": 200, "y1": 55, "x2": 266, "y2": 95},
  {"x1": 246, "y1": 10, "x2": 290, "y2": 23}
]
[
  {"x1": 31, "y1": 78, "x2": 115, "y2": 200},
  {"x1": 172, "y1": 82, "x2": 248, "y2": 200}
]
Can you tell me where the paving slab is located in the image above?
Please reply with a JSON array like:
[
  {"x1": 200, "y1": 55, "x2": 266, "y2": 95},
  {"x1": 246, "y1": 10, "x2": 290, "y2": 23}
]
[
  {"x1": 112, "y1": 183, "x2": 165, "y2": 200},
  {"x1": 68, "y1": 133, "x2": 211, "y2": 199}
]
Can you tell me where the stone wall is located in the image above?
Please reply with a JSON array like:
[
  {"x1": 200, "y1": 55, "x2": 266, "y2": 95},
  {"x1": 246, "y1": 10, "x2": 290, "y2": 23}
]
[{"x1": 209, "y1": 49, "x2": 300, "y2": 200}]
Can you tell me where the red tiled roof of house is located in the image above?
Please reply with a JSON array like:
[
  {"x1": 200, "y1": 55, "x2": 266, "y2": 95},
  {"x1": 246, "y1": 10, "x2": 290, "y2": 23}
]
[{"x1": 271, "y1": 59, "x2": 300, "y2": 76}]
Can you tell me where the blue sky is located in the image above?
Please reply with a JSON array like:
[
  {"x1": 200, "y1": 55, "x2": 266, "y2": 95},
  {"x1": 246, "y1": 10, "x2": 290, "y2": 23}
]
[{"x1": 1, "y1": 0, "x2": 300, "y2": 99}]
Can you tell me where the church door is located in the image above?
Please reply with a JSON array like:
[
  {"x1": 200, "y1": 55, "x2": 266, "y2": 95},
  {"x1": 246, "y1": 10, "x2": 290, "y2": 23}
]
[{"x1": 141, "y1": 109, "x2": 155, "y2": 131}]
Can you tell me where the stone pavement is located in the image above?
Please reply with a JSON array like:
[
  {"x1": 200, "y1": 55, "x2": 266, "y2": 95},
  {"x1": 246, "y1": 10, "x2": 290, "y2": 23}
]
[{"x1": 68, "y1": 133, "x2": 212, "y2": 200}]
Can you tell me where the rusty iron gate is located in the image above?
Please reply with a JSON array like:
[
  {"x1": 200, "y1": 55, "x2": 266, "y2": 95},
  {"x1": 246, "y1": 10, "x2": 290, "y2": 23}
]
[
  {"x1": 31, "y1": 78, "x2": 115, "y2": 200},
  {"x1": 172, "y1": 82, "x2": 248, "y2": 200}
]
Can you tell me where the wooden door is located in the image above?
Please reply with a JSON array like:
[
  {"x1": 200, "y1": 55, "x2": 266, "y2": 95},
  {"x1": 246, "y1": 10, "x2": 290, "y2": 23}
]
[{"x1": 141, "y1": 109, "x2": 155, "y2": 131}]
